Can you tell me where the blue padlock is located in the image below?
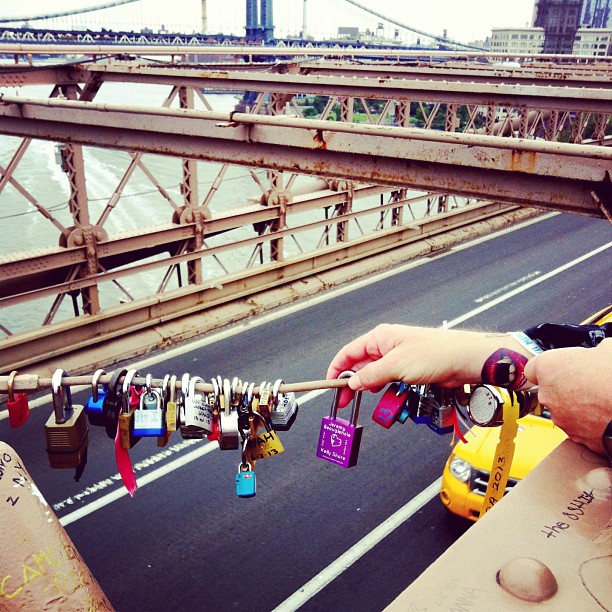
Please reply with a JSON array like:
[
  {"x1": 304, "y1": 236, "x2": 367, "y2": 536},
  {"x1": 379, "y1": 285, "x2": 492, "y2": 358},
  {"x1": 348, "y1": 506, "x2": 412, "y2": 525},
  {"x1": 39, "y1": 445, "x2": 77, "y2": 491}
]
[
  {"x1": 85, "y1": 369, "x2": 108, "y2": 427},
  {"x1": 133, "y1": 374, "x2": 166, "y2": 437},
  {"x1": 235, "y1": 462, "x2": 256, "y2": 498}
]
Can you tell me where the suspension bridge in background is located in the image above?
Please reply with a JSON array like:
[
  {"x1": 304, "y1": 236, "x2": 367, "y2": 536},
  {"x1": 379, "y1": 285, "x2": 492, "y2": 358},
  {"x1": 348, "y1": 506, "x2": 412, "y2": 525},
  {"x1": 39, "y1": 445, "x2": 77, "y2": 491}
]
[{"x1": 0, "y1": 0, "x2": 482, "y2": 50}]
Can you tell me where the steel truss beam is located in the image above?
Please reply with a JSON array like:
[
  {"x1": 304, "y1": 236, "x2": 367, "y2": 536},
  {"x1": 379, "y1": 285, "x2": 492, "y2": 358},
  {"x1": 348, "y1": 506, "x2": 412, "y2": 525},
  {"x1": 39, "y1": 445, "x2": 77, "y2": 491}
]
[
  {"x1": 0, "y1": 95, "x2": 609, "y2": 218},
  {"x1": 1, "y1": 64, "x2": 610, "y2": 114}
]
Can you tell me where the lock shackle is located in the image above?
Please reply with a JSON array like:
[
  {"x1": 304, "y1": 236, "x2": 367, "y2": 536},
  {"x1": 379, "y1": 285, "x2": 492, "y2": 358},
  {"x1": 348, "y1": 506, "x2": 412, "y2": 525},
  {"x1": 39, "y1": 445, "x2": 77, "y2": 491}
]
[
  {"x1": 168, "y1": 375, "x2": 177, "y2": 403},
  {"x1": 330, "y1": 370, "x2": 362, "y2": 425},
  {"x1": 210, "y1": 377, "x2": 219, "y2": 410},
  {"x1": 223, "y1": 378, "x2": 232, "y2": 416},
  {"x1": 189, "y1": 375, "x2": 204, "y2": 398},
  {"x1": 91, "y1": 368, "x2": 107, "y2": 403},
  {"x1": 271, "y1": 378, "x2": 283, "y2": 407},
  {"x1": 161, "y1": 374, "x2": 170, "y2": 403},
  {"x1": 144, "y1": 373, "x2": 153, "y2": 393},
  {"x1": 7, "y1": 370, "x2": 18, "y2": 403},
  {"x1": 51, "y1": 369, "x2": 73, "y2": 424},
  {"x1": 108, "y1": 368, "x2": 127, "y2": 397},
  {"x1": 181, "y1": 373, "x2": 190, "y2": 399},
  {"x1": 121, "y1": 369, "x2": 140, "y2": 414},
  {"x1": 244, "y1": 382, "x2": 255, "y2": 412}
]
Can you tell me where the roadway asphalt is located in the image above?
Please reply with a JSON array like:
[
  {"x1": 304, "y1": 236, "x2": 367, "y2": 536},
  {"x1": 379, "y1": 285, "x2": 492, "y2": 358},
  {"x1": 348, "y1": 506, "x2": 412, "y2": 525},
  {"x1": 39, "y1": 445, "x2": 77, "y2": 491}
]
[{"x1": 2, "y1": 212, "x2": 611, "y2": 611}]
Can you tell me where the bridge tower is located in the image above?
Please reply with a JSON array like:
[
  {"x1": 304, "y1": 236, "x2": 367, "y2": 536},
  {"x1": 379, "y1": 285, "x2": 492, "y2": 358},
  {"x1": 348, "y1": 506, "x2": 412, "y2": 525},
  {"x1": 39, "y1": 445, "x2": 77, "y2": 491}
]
[
  {"x1": 260, "y1": 0, "x2": 274, "y2": 42},
  {"x1": 245, "y1": 0, "x2": 274, "y2": 42}
]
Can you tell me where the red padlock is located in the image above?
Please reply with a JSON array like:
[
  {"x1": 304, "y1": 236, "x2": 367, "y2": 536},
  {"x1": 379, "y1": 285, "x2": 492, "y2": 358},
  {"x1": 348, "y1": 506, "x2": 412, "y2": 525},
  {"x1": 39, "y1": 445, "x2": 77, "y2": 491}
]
[
  {"x1": 372, "y1": 382, "x2": 408, "y2": 429},
  {"x1": 7, "y1": 370, "x2": 30, "y2": 428}
]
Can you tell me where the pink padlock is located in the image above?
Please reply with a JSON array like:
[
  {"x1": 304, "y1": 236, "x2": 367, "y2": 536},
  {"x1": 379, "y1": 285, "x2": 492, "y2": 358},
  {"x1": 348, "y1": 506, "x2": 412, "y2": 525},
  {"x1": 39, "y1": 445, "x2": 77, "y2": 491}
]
[{"x1": 372, "y1": 382, "x2": 408, "y2": 429}]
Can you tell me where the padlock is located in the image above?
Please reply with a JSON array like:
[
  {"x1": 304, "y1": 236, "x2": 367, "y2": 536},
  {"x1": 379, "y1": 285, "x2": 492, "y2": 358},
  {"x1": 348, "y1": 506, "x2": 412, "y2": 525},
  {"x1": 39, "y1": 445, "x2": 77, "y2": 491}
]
[
  {"x1": 133, "y1": 374, "x2": 166, "y2": 437},
  {"x1": 44, "y1": 369, "x2": 89, "y2": 469},
  {"x1": 157, "y1": 374, "x2": 173, "y2": 447},
  {"x1": 206, "y1": 377, "x2": 221, "y2": 442},
  {"x1": 102, "y1": 368, "x2": 128, "y2": 439},
  {"x1": 7, "y1": 370, "x2": 30, "y2": 429},
  {"x1": 316, "y1": 370, "x2": 363, "y2": 468},
  {"x1": 372, "y1": 382, "x2": 410, "y2": 429},
  {"x1": 165, "y1": 374, "x2": 178, "y2": 432},
  {"x1": 257, "y1": 380, "x2": 272, "y2": 420},
  {"x1": 409, "y1": 385, "x2": 433, "y2": 425},
  {"x1": 218, "y1": 377, "x2": 239, "y2": 450},
  {"x1": 179, "y1": 375, "x2": 212, "y2": 439},
  {"x1": 245, "y1": 412, "x2": 284, "y2": 463},
  {"x1": 85, "y1": 368, "x2": 107, "y2": 427},
  {"x1": 118, "y1": 369, "x2": 142, "y2": 449},
  {"x1": 235, "y1": 462, "x2": 256, "y2": 498},
  {"x1": 269, "y1": 379, "x2": 299, "y2": 431},
  {"x1": 424, "y1": 386, "x2": 454, "y2": 435}
]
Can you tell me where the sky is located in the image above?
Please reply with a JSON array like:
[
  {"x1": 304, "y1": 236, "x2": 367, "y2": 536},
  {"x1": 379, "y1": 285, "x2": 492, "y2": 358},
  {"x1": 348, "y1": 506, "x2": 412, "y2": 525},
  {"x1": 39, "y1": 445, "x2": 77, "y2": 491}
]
[{"x1": 0, "y1": 0, "x2": 537, "y2": 45}]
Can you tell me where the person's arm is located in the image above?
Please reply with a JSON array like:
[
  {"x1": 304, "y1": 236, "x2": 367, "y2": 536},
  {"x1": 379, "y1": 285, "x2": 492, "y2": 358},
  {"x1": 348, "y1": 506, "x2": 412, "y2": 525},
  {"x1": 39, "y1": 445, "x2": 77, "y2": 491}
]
[
  {"x1": 524, "y1": 338, "x2": 612, "y2": 455},
  {"x1": 326, "y1": 324, "x2": 533, "y2": 406}
]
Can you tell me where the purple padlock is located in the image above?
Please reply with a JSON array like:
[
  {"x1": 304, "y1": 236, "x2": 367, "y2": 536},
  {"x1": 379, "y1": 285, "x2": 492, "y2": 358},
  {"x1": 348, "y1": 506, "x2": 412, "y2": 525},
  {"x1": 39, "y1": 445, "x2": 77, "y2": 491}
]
[{"x1": 316, "y1": 371, "x2": 363, "y2": 468}]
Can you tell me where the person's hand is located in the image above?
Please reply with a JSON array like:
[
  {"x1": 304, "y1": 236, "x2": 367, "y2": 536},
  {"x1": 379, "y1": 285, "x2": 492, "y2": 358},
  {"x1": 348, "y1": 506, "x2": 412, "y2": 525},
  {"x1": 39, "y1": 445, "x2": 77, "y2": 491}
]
[
  {"x1": 326, "y1": 324, "x2": 531, "y2": 407},
  {"x1": 524, "y1": 338, "x2": 612, "y2": 455}
]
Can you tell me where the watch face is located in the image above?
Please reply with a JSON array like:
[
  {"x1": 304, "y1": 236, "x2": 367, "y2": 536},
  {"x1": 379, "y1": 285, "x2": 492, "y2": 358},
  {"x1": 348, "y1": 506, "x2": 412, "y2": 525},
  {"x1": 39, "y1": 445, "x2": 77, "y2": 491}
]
[{"x1": 468, "y1": 385, "x2": 502, "y2": 427}]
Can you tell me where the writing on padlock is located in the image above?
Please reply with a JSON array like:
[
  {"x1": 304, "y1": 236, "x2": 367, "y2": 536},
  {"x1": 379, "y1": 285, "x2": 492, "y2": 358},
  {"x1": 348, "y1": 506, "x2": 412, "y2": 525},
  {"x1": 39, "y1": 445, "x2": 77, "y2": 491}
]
[
  {"x1": 244, "y1": 413, "x2": 284, "y2": 462},
  {"x1": 133, "y1": 373, "x2": 166, "y2": 437},
  {"x1": 179, "y1": 374, "x2": 212, "y2": 439},
  {"x1": 44, "y1": 369, "x2": 89, "y2": 472},
  {"x1": 85, "y1": 368, "x2": 107, "y2": 427},
  {"x1": 235, "y1": 462, "x2": 256, "y2": 498},
  {"x1": 7, "y1": 370, "x2": 30, "y2": 429},
  {"x1": 316, "y1": 370, "x2": 363, "y2": 468}
]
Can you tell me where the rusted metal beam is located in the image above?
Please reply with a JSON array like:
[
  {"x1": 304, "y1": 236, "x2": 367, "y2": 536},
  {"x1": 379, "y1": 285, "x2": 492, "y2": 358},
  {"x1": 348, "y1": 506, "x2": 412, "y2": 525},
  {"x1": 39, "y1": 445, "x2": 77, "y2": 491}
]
[
  {"x1": 71, "y1": 65, "x2": 612, "y2": 113},
  {"x1": 295, "y1": 61, "x2": 612, "y2": 88},
  {"x1": 0, "y1": 95, "x2": 609, "y2": 217}
]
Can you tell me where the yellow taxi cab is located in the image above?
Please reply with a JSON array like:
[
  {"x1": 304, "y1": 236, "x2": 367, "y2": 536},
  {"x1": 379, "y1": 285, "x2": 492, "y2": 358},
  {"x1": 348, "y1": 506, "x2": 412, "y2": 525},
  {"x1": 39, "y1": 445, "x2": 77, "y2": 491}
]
[{"x1": 440, "y1": 305, "x2": 612, "y2": 522}]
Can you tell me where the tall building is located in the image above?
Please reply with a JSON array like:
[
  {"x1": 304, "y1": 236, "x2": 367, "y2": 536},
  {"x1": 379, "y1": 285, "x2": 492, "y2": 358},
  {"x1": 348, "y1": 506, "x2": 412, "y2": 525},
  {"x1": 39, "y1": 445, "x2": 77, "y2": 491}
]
[
  {"x1": 581, "y1": 0, "x2": 612, "y2": 27},
  {"x1": 534, "y1": 0, "x2": 583, "y2": 53}
]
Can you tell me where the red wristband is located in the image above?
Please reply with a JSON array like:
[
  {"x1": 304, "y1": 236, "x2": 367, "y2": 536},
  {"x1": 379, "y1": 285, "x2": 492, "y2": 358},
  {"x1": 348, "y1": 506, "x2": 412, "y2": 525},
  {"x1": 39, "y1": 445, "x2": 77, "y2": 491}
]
[{"x1": 481, "y1": 348, "x2": 529, "y2": 390}]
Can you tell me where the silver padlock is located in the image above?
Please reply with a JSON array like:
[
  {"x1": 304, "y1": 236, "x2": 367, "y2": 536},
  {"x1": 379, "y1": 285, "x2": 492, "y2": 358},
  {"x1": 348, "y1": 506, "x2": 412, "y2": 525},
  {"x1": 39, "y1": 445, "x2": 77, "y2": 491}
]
[
  {"x1": 179, "y1": 374, "x2": 209, "y2": 439},
  {"x1": 270, "y1": 379, "x2": 299, "y2": 431},
  {"x1": 133, "y1": 373, "x2": 166, "y2": 437},
  {"x1": 218, "y1": 377, "x2": 239, "y2": 450}
]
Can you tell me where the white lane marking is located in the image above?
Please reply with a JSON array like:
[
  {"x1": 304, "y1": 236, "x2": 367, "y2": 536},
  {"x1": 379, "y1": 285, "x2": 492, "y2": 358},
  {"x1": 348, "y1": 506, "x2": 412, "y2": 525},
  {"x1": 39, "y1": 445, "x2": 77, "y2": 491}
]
[
  {"x1": 474, "y1": 271, "x2": 542, "y2": 303},
  {"x1": 59, "y1": 441, "x2": 218, "y2": 527},
  {"x1": 271, "y1": 478, "x2": 442, "y2": 612},
  {"x1": 52, "y1": 439, "x2": 200, "y2": 512},
  {"x1": 446, "y1": 241, "x2": 612, "y2": 329}
]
